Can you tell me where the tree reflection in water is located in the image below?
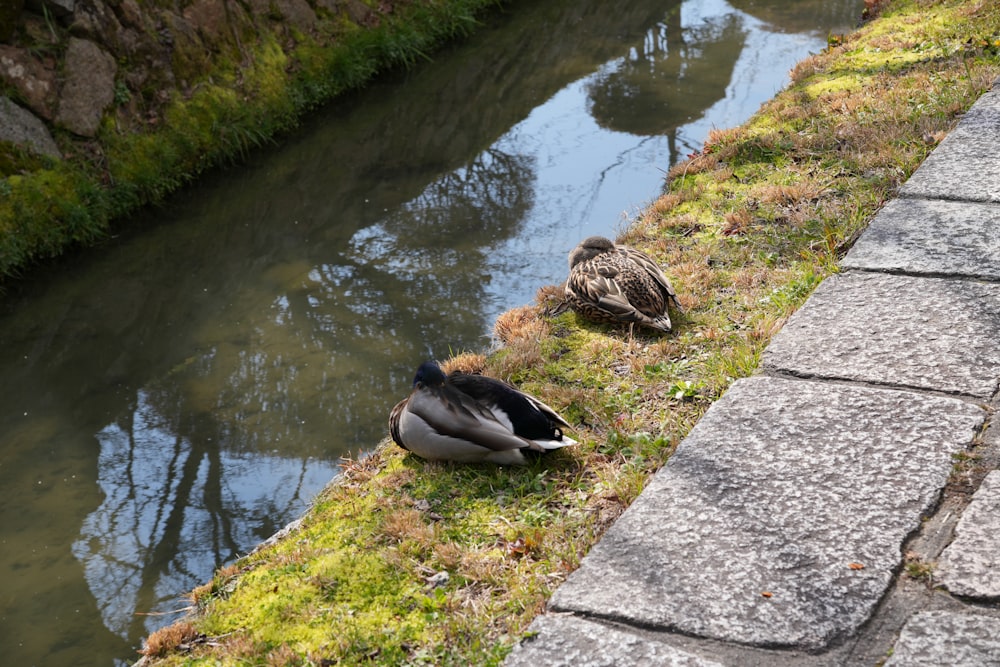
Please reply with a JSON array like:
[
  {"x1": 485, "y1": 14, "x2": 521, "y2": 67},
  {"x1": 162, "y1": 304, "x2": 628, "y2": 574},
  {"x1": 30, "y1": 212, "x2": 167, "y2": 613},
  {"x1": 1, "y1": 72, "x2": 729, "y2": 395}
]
[
  {"x1": 345, "y1": 148, "x2": 534, "y2": 310},
  {"x1": 587, "y1": 8, "x2": 746, "y2": 137},
  {"x1": 73, "y1": 388, "x2": 331, "y2": 642},
  {"x1": 69, "y1": 145, "x2": 534, "y2": 644}
]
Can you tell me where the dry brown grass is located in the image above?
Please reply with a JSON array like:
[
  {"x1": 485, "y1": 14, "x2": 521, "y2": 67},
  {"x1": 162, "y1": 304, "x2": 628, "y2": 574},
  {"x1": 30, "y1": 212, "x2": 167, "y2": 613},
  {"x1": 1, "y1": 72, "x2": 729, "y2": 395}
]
[
  {"x1": 382, "y1": 508, "x2": 437, "y2": 546},
  {"x1": 489, "y1": 330, "x2": 546, "y2": 380},
  {"x1": 534, "y1": 284, "x2": 569, "y2": 319},
  {"x1": 432, "y1": 540, "x2": 465, "y2": 570},
  {"x1": 649, "y1": 192, "x2": 685, "y2": 216},
  {"x1": 217, "y1": 631, "x2": 260, "y2": 658},
  {"x1": 142, "y1": 621, "x2": 200, "y2": 658},
  {"x1": 190, "y1": 561, "x2": 244, "y2": 604},
  {"x1": 440, "y1": 352, "x2": 487, "y2": 375},
  {"x1": 755, "y1": 181, "x2": 825, "y2": 206},
  {"x1": 493, "y1": 305, "x2": 548, "y2": 345},
  {"x1": 721, "y1": 209, "x2": 752, "y2": 236},
  {"x1": 266, "y1": 644, "x2": 304, "y2": 667},
  {"x1": 189, "y1": 582, "x2": 214, "y2": 605}
]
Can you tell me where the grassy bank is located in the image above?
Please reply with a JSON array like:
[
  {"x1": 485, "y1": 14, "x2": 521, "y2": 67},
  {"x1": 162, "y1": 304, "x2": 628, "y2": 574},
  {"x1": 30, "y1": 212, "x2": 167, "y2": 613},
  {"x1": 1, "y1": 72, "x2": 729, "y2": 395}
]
[
  {"x1": 0, "y1": 0, "x2": 502, "y2": 282},
  {"x1": 138, "y1": 1, "x2": 1000, "y2": 665}
]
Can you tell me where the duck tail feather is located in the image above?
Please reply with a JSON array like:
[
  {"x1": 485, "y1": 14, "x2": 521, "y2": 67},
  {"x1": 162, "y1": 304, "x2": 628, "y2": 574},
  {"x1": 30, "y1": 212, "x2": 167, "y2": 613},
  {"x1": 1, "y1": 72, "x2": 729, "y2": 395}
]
[{"x1": 533, "y1": 435, "x2": 577, "y2": 449}]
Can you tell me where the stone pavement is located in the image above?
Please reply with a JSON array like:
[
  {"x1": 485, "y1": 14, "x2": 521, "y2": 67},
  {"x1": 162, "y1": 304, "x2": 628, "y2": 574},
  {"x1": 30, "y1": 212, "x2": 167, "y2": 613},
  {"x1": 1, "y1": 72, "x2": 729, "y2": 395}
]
[{"x1": 505, "y1": 82, "x2": 1000, "y2": 666}]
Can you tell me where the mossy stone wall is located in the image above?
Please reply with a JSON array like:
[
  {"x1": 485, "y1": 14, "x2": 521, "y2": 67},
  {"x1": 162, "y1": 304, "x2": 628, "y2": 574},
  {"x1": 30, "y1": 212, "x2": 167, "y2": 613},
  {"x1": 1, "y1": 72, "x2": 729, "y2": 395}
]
[{"x1": 0, "y1": 0, "x2": 502, "y2": 283}]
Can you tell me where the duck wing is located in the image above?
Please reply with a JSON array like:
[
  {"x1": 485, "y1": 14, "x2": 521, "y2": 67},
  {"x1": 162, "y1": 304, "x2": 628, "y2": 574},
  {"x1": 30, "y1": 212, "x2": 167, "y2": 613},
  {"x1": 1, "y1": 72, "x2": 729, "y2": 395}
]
[
  {"x1": 570, "y1": 264, "x2": 650, "y2": 321},
  {"x1": 404, "y1": 384, "x2": 536, "y2": 453},
  {"x1": 448, "y1": 373, "x2": 573, "y2": 442},
  {"x1": 566, "y1": 261, "x2": 674, "y2": 332},
  {"x1": 389, "y1": 397, "x2": 408, "y2": 448},
  {"x1": 618, "y1": 246, "x2": 683, "y2": 312}
]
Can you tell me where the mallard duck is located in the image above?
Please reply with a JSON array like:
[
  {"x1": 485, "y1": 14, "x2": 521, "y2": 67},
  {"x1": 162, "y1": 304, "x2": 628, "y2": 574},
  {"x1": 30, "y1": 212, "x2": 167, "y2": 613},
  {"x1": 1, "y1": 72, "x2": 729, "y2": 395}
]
[
  {"x1": 388, "y1": 361, "x2": 576, "y2": 465},
  {"x1": 565, "y1": 235, "x2": 682, "y2": 333}
]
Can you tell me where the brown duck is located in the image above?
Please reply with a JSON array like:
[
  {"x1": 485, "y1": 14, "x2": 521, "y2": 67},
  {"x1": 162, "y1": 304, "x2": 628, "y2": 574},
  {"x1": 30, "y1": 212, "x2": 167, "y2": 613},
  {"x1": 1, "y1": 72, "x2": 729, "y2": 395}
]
[{"x1": 564, "y1": 236, "x2": 682, "y2": 333}]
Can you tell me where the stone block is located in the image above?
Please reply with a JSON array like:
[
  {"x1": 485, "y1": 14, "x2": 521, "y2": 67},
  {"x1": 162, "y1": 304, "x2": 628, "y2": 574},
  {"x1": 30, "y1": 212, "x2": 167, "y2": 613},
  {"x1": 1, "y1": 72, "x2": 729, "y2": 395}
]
[
  {"x1": 901, "y1": 84, "x2": 1000, "y2": 202},
  {"x1": 937, "y1": 471, "x2": 1000, "y2": 599},
  {"x1": 884, "y1": 610, "x2": 1000, "y2": 666},
  {"x1": 842, "y1": 198, "x2": 1000, "y2": 280},
  {"x1": 54, "y1": 37, "x2": 116, "y2": 137},
  {"x1": 761, "y1": 272, "x2": 1000, "y2": 399},
  {"x1": 0, "y1": 96, "x2": 60, "y2": 157},
  {"x1": 505, "y1": 614, "x2": 724, "y2": 667},
  {"x1": 548, "y1": 376, "x2": 985, "y2": 650}
]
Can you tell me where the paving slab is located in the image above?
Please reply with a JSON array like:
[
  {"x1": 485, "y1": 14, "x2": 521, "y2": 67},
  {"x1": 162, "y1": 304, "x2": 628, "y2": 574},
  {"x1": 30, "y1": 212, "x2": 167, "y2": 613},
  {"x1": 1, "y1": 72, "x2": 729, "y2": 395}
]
[
  {"x1": 936, "y1": 470, "x2": 1000, "y2": 599},
  {"x1": 761, "y1": 272, "x2": 1000, "y2": 399},
  {"x1": 504, "y1": 614, "x2": 725, "y2": 667},
  {"x1": 841, "y1": 198, "x2": 1000, "y2": 280},
  {"x1": 546, "y1": 376, "x2": 985, "y2": 651},
  {"x1": 901, "y1": 83, "x2": 1000, "y2": 202},
  {"x1": 883, "y1": 610, "x2": 1000, "y2": 666}
]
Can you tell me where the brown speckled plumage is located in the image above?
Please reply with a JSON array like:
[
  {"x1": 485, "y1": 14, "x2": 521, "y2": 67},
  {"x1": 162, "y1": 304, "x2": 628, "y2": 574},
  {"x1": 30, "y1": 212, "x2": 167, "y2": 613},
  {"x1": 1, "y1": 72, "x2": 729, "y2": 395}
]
[{"x1": 565, "y1": 236, "x2": 682, "y2": 332}]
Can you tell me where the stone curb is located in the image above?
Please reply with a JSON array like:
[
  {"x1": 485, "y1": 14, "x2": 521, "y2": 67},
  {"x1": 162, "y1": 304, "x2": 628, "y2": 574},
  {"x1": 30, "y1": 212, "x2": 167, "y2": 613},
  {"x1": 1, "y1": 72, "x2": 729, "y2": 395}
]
[
  {"x1": 937, "y1": 470, "x2": 1000, "y2": 599},
  {"x1": 840, "y1": 198, "x2": 1000, "y2": 280},
  {"x1": 761, "y1": 271, "x2": 1000, "y2": 399},
  {"x1": 900, "y1": 84, "x2": 1000, "y2": 203},
  {"x1": 506, "y1": 614, "x2": 726, "y2": 667}
]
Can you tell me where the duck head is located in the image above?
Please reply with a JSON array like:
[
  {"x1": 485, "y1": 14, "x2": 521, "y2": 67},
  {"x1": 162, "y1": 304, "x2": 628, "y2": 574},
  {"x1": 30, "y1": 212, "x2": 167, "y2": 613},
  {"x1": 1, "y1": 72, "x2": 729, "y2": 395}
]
[
  {"x1": 568, "y1": 236, "x2": 615, "y2": 268},
  {"x1": 413, "y1": 360, "x2": 446, "y2": 388}
]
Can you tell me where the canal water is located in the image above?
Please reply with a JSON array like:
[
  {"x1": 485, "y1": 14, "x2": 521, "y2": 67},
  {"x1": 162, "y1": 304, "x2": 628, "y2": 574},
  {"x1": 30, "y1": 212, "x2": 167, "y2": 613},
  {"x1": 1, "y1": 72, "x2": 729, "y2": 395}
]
[{"x1": 0, "y1": 0, "x2": 860, "y2": 664}]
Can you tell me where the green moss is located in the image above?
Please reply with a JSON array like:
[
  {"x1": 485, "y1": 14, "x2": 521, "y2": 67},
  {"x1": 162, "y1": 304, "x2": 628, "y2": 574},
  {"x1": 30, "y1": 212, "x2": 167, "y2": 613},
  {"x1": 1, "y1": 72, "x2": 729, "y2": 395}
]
[
  {"x1": 0, "y1": 166, "x2": 110, "y2": 273},
  {"x1": 0, "y1": 141, "x2": 46, "y2": 176},
  {"x1": 802, "y1": 75, "x2": 861, "y2": 98},
  {"x1": 164, "y1": 450, "x2": 593, "y2": 665}
]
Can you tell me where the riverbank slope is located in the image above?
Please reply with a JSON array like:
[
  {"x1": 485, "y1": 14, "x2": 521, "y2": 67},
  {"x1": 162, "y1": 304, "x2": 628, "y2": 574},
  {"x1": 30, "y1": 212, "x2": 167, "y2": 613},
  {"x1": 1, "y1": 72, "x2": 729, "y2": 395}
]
[
  {"x1": 129, "y1": 0, "x2": 1000, "y2": 665},
  {"x1": 0, "y1": 0, "x2": 502, "y2": 282}
]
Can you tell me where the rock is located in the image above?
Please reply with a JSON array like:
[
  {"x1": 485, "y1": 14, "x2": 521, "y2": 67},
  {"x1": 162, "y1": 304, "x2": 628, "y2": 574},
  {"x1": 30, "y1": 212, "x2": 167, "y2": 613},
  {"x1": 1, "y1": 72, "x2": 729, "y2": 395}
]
[
  {"x1": 936, "y1": 471, "x2": 1000, "y2": 599},
  {"x1": 424, "y1": 571, "x2": 449, "y2": 589},
  {"x1": 25, "y1": 0, "x2": 75, "y2": 25},
  {"x1": 344, "y1": 0, "x2": 378, "y2": 26},
  {"x1": 0, "y1": 96, "x2": 61, "y2": 158},
  {"x1": 115, "y1": 0, "x2": 145, "y2": 30},
  {"x1": 182, "y1": 0, "x2": 232, "y2": 43},
  {"x1": 68, "y1": 0, "x2": 124, "y2": 48},
  {"x1": 884, "y1": 610, "x2": 1000, "y2": 666},
  {"x1": 273, "y1": 0, "x2": 318, "y2": 33},
  {"x1": 245, "y1": 0, "x2": 318, "y2": 34},
  {"x1": 0, "y1": 44, "x2": 58, "y2": 120},
  {"x1": 55, "y1": 37, "x2": 117, "y2": 137}
]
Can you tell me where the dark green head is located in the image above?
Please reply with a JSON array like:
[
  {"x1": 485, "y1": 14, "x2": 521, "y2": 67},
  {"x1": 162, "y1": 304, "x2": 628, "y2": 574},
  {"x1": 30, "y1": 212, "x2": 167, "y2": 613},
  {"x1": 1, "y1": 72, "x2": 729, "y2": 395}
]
[{"x1": 413, "y1": 361, "x2": 446, "y2": 388}]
